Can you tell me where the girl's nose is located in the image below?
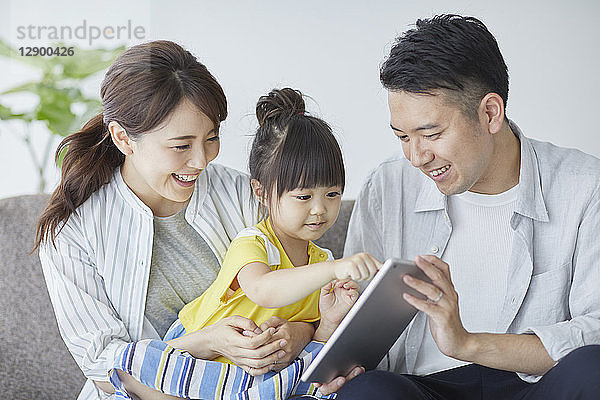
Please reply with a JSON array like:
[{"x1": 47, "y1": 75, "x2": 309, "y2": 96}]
[{"x1": 310, "y1": 200, "x2": 326, "y2": 215}]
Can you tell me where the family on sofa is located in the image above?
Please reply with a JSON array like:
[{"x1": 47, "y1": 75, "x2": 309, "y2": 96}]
[{"x1": 35, "y1": 14, "x2": 600, "y2": 400}]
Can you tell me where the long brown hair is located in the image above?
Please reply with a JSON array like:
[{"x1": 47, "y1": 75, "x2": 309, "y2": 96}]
[{"x1": 34, "y1": 40, "x2": 227, "y2": 250}]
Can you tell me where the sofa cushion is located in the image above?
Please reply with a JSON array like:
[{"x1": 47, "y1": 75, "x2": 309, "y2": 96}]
[{"x1": 0, "y1": 194, "x2": 85, "y2": 399}]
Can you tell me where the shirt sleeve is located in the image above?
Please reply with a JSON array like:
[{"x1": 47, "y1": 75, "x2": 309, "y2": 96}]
[
  {"x1": 39, "y1": 220, "x2": 130, "y2": 382},
  {"x1": 519, "y1": 183, "x2": 600, "y2": 382},
  {"x1": 343, "y1": 174, "x2": 385, "y2": 262},
  {"x1": 212, "y1": 235, "x2": 270, "y2": 297}
]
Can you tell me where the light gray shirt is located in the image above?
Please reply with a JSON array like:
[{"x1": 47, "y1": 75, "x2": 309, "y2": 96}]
[
  {"x1": 147, "y1": 207, "x2": 221, "y2": 338},
  {"x1": 344, "y1": 121, "x2": 600, "y2": 382}
]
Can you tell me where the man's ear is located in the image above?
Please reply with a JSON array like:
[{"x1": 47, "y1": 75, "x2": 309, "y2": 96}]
[
  {"x1": 479, "y1": 93, "x2": 505, "y2": 135},
  {"x1": 250, "y1": 179, "x2": 267, "y2": 205},
  {"x1": 109, "y1": 121, "x2": 134, "y2": 155}
]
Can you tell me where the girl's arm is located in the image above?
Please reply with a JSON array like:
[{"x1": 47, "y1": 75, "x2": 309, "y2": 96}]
[{"x1": 235, "y1": 252, "x2": 381, "y2": 308}]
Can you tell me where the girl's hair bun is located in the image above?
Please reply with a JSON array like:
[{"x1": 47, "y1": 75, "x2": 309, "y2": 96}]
[{"x1": 256, "y1": 87, "x2": 306, "y2": 127}]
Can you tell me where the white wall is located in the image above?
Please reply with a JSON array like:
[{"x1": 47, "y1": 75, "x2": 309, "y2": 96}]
[{"x1": 1, "y1": 0, "x2": 599, "y2": 199}]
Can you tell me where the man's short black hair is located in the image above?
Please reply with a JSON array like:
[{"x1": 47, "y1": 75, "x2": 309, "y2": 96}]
[{"x1": 380, "y1": 14, "x2": 509, "y2": 119}]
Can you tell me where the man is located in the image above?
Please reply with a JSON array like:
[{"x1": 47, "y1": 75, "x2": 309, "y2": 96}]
[{"x1": 318, "y1": 14, "x2": 600, "y2": 399}]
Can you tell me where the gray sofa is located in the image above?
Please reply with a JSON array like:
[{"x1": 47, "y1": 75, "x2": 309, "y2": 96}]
[{"x1": 0, "y1": 194, "x2": 354, "y2": 399}]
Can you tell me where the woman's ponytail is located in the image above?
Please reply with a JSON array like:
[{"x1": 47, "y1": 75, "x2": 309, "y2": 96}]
[{"x1": 33, "y1": 113, "x2": 123, "y2": 250}]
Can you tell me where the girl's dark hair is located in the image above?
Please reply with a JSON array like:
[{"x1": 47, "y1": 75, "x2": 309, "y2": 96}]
[
  {"x1": 34, "y1": 40, "x2": 227, "y2": 250},
  {"x1": 380, "y1": 14, "x2": 509, "y2": 119},
  {"x1": 249, "y1": 88, "x2": 344, "y2": 213}
]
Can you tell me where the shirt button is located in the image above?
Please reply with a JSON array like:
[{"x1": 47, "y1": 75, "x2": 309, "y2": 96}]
[{"x1": 430, "y1": 245, "x2": 439, "y2": 254}]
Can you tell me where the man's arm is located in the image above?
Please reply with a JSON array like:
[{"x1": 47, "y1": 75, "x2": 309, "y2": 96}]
[
  {"x1": 457, "y1": 332, "x2": 555, "y2": 375},
  {"x1": 402, "y1": 255, "x2": 556, "y2": 375}
]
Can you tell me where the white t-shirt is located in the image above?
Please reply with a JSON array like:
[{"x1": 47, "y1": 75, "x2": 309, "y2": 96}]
[{"x1": 413, "y1": 184, "x2": 518, "y2": 375}]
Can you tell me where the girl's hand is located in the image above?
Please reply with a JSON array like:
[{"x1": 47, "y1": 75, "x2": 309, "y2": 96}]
[
  {"x1": 167, "y1": 315, "x2": 287, "y2": 376},
  {"x1": 332, "y1": 252, "x2": 381, "y2": 281},
  {"x1": 314, "y1": 280, "x2": 359, "y2": 342}
]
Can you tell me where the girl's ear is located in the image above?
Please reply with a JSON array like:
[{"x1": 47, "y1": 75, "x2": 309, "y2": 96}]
[
  {"x1": 109, "y1": 121, "x2": 134, "y2": 156},
  {"x1": 250, "y1": 179, "x2": 267, "y2": 205}
]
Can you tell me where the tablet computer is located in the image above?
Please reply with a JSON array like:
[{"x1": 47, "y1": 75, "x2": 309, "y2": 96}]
[{"x1": 301, "y1": 258, "x2": 430, "y2": 384}]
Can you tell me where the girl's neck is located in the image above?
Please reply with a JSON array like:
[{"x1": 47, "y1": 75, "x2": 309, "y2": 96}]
[{"x1": 269, "y1": 220, "x2": 309, "y2": 267}]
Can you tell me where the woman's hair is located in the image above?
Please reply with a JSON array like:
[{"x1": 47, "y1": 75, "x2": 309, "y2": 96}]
[
  {"x1": 249, "y1": 88, "x2": 345, "y2": 216},
  {"x1": 34, "y1": 40, "x2": 227, "y2": 250},
  {"x1": 380, "y1": 14, "x2": 509, "y2": 119}
]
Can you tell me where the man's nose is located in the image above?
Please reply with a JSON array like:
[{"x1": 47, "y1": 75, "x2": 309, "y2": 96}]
[{"x1": 407, "y1": 141, "x2": 433, "y2": 168}]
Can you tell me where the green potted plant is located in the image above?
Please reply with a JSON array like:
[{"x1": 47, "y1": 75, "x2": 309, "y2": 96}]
[{"x1": 0, "y1": 39, "x2": 124, "y2": 192}]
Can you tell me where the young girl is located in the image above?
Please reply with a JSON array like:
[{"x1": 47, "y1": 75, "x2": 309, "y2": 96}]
[
  {"x1": 110, "y1": 88, "x2": 381, "y2": 399},
  {"x1": 172, "y1": 88, "x2": 381, "y2": 363}
]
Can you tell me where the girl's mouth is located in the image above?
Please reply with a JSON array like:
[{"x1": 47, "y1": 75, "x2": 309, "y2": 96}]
[{"x1": 305, "y1": 222, "x2": 325, "y2": 230}]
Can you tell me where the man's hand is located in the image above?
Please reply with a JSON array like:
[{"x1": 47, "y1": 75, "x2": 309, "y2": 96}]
[
  {"x1": 401, "y1": 255, "x2": 470, "y2": 359},
  {"x1": 313, "y1": 366, "x2": 365, "y2": 395},
  {"x1": 401, "y1": 255, "x2": 555, "y2": 376}
]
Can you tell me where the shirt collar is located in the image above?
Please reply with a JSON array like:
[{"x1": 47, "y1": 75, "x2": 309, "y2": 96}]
[
  {"x1": 413, "y1": 120, "x2": 549, "y2": 222},
  {"x1": 510, "y1": 120, "x2": 549, "y2": 222},
  {"x1": 113, "y1": 167, "x2": 153, "y2": 217}
]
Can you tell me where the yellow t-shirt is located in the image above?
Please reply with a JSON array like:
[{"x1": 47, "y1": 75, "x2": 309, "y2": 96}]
[{"x1": 178, "y1": 218, "x2": 333, "y2": 364}]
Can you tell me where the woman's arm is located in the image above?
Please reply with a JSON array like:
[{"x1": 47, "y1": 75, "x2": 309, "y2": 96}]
[
  {"x1": 236, "y1": 253, "x2": 380, "y2": 308},
  {"x1": 39, "y1": 227, "x2": 132, "y2": 388}
]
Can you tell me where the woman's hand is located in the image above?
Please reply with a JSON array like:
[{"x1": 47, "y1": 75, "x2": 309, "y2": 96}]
[
  {"x1": 167, "y1": 315, "x2": 288, "y2": 376},
  {"x1": 257, "y1": 317, "x2": 315, "y2": 372},
  {"x1": 314, "y1": 279, "x2": 359, "y2": 342}
]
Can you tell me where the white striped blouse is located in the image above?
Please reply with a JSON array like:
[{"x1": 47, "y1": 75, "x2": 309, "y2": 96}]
[{"x1": 39, "y1": 163, "x2": 257, "y2": 395}]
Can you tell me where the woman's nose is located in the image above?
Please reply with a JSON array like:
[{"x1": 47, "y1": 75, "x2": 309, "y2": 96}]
[{"x1": 187, "y1": 148, "x2": 207, "y2": 170}]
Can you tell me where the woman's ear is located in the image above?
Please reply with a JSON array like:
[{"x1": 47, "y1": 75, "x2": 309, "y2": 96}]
[
  {"x1": 479, "y1": 93, "x2": 505, "y2": 135},
  {"x1": 109, "y1": 121, "x2": 134, "y2": 155},
  {"x1": 250, "y1": 179, "x2": 267, "y2": 205}
]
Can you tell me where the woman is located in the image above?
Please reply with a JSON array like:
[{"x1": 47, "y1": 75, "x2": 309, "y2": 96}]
[{"x1": 34, "y1": 40, "x2": 320, "y2": 399}]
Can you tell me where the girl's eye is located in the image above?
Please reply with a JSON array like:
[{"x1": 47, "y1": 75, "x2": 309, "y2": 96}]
[
  {"x1": 296, "y1": 195, "x2": 311, "y2": 200},
  {"x1": 326, "y1": 191, "x2": 341, "y2": 198}
]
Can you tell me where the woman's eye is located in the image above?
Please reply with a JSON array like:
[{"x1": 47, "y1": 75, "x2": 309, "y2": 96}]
[
  {"x1": 207, "y1": 135, "x2": 220, "y2": 142},
  {"x1": 173, "y1": 144, "x2": 190, "y2": 151}
]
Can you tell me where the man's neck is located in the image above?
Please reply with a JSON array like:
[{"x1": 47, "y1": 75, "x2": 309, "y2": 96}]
[{"x1": 470, "y1": 120, "x2": 521, "y2": 195}]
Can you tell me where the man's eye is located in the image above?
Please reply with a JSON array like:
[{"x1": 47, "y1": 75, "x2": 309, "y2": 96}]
[
  {"x1": 397, "y1": 135, "x2": 409, "y2": 142},
  {"x1": 425, "y1": 133, "x2": 441, "y2": 140}
]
